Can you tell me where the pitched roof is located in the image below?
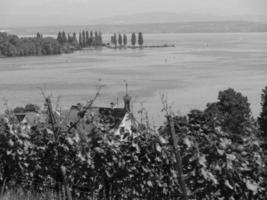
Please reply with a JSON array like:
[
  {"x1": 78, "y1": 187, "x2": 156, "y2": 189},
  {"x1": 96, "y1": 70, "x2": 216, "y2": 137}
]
[{"x1": 68, "y1": 106, "x2": 127, "y2": 130}]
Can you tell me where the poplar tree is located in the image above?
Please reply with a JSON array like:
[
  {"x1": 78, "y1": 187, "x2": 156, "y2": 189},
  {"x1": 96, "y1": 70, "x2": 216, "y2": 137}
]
[
  {"x1": 72, "y1": 32, "x2": 78, "y2": 46},
  {"x1": 118, "y1": 34, "x2": 122, "y2": 46},
  {"x1": 57, "y1": 32, "x2": 62, "y2": 43},
  {"x1": 86, "y1": 31, "x2": 89, "y2": 46},
  {"x1": 138, "y1": 32, "x2": 144, "y2": 46},
  {"x1": 62, "y1": 32, "x2": 67, "y2": 44},
  {"x1": 90, "y1": 32, "x2": 93, "y2": 46},
  {"x1": 111, "y1": 36, "x2": 114, "y2": 45},
  {"x1": 98, "y1": 32, "x2": 102, "y2": 46},
  {"x1": 113, "y1": 33, "x2": 117, "y2": 47},
  {"x1": 131, "y1": 32, "x2": 136, "y2": 46},
  {"x1": 79, "y1": 32, "x2": 82, "y2": 47},
  {"x1": 123, "y1": 34, "x2": 127, "y2": 46},
  {"x1": 67, "y1": 33, "x2": 72, "y2": 43},
  {"x1": 94, "y1": 32, "x2": 98, "y2": 46},
  {"x1": 82, "y1": 31, "x2": 86, "y2": 47}
]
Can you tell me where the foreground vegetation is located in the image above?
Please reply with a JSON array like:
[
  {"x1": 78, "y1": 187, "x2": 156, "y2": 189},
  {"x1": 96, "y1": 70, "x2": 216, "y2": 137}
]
[{"x1": 0, "y1": 88, "x2": 266, "y2": 199}]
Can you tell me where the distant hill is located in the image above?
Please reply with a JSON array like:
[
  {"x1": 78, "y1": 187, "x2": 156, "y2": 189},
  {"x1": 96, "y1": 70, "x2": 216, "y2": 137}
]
[
  {"x1": 4, "y1": 21, "x2": 267, "y2": 36},
  {"x1": 88, "y1": 12, "x2": 267, "y2": 24}
]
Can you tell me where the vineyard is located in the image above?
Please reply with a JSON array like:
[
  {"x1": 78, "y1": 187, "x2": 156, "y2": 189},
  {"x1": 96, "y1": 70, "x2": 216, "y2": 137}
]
[{"x1": 0, "y1": 88, "x2": 267, "y2": 200}]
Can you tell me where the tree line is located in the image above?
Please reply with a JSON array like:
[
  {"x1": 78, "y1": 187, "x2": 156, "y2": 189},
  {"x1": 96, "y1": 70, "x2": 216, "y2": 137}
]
[
  {"x1": 0, "y1": 32, "x2": 63, "y2": 57},
  {"x1": 110, "y1": 32, "x2": 143, "y2": 47},
  {"x1": 57, "y1": 30, "x2": 103, "y2": 48}
]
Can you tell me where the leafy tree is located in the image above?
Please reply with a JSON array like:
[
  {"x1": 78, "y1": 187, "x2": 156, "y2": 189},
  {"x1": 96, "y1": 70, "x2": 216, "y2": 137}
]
[
  {"x1": 118, "y1": 34, "x2": 122, "y2": 46},
  {"x1": 86, "y1": 31, "x2": 89, "y2": 46},
  {"x1": 67, "y1": 33, "x2": 72, "y2": 43},
  {"x1": 79, "y1": 32, "x2": 82, "y2": 47},
  {"x1": 98, "y1": 32, "x2": 102, "y2": 46},
  {"x1": 110, "y1": 36, "x2": 114, "y2": 45},
  {"x1": 36, "y1": 32, "x2": 42, "y2": 39},
  {"x1": 57, "y1": 32, "x2": 62, "y2": 43},
  {"x1": 89, "y1": 31, "x2": 93, "y2": 46},
  {"x1": 72, "y1": 32, "x2": 78, "y2": 46},
  {"x1": 24, "y1": 104, "x2": 40, "y2": 112},
  {"x1": 123, "y1": 34, "x2": 127, "y2": 46},
  {"x1": 13, "y1": 107, "x2": 25, "y2": 113},
  {"x1": 131, "y1": 32, "x2": 136, "y2": 46},
  {"x1": 138, "y1": 32, "x2": 144, "y2": 46},
  {"x1": 205, "y1": 88, "x2": 251, "y2": 134},
  {"x1": 113, "y1": 33, "x2": 117, "y2": 47},
  {"x1": 258, "y1": 86, "x2": 267, "y2": 151},
  {"x1": 61, "y1": 32, "x2": 67, "y2": 44},
  {"x1": 82, "y1": 31, "x2": 86, "y2": 47}
]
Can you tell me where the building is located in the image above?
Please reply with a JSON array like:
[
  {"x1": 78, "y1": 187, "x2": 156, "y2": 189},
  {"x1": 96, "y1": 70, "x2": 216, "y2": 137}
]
[{"x1": 68, "y1": 94, "x2": 139, "y2": 139}]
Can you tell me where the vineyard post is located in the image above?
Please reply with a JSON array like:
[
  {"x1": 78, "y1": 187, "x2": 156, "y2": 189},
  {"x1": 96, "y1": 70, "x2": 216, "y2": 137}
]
[
  {"x1": 61, "y1": 166, "x2": 73, "y2": 200},
  {"x1": 168, "y1": 116, "x2": 188, "y2": 200},
  {"x1": 0, "y1": 178, "x2": 6, "y2": 198}
]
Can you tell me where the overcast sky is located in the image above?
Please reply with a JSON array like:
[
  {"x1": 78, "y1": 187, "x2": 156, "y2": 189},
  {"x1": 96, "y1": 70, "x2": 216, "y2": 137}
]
[{"x1": 1, "y1": 0, "x2": 267, "y2": 27}]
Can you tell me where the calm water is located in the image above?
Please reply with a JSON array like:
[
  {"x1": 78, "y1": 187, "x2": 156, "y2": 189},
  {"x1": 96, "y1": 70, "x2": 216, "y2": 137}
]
[{"x1": 0, "y1": 33, "x2": 267, "y2": 124}]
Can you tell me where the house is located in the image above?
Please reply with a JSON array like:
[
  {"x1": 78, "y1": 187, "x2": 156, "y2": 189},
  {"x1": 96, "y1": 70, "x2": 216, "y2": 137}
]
[{"x1": 68, "y1": 94, "x2": 140, "y2": 139}]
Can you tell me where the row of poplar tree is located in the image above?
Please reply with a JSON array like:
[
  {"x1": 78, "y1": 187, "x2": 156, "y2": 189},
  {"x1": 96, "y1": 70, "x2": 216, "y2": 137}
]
[
  {"x1": 57, "y1": 31, "x2": 103, "y2": 47},
  {"x1": 110, "y1": 32, "x2": 144, "y2": 47}
]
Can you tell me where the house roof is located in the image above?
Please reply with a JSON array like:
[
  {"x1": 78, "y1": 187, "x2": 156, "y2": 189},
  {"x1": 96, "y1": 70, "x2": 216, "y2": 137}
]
[
  {"x1": 15, "y1": 112, "x2": 47, "y2": 126},
  {"x1": 68, "y1": 106, "x2": 127, "y2": 130}
]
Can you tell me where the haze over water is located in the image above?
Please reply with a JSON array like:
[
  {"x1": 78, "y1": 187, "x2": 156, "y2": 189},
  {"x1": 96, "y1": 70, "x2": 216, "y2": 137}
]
[{"x1": 0, "y1": 32, "x2": 267, "y2": 124}]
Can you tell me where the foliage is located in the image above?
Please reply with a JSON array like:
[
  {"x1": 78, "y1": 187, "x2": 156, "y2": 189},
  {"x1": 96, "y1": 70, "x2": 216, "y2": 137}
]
[
  {"x1": 131, "y1": 32, "x2": 136, "y2": 46},
  {"x1": 205, "y1": 88, "x2": 251, "y2": 134},
  {"x1": 118, "y1": 34, "x2": 122, "y2": 46},
  {"x1": 123, "y1": 34, "x2": 127, "y2": 46},
  {"x1": 0, "y1": 32, "x2": 71, "y2": 57},
  {"x1": 160, "y1": 109, "x2": 266, "y2": 199},
  {"x1": 76, "y1": 30, "x2": 102, "y2": 48},
  {"x1": 0, "y1": 89, "x2": 266, "y2": 199},
  {"x1": 138, "y1": 32, "x2": 144, "y2": 46},
  {"x1": 259, "y1": 86, "x2": 267, "y2": 138}
]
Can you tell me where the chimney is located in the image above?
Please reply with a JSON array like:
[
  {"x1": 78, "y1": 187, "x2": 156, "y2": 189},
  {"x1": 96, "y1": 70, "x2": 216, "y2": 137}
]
[
  {"x1": 123, "y1": 81, "x2": 131, "y2": 112},
  {"x1": 123, "y1": 94, "x2": 131, "y2": 112}
]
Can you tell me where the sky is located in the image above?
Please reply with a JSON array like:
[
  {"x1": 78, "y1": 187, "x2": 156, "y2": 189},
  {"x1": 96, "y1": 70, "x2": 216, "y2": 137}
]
[{"x1": 1, "y1": 0, "x2": 267, "y2": 27}]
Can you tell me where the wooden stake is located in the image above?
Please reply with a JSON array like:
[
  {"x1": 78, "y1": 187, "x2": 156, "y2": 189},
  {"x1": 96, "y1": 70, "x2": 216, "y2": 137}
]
[{"x1": 168, "y1": 116, "x2": 188, "y2": 200}]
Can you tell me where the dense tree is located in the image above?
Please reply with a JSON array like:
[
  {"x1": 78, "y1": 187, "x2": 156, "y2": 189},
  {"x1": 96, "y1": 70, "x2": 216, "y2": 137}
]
[
  {"x1": 79, "y1": 32, "x2": 82, "y2": 47},
  {"x1": 98, "y1": 32, "x2": 102, "y2": 46},
  {"x1": 123, "y1": 34, "x2": 127, "y2": 46},
  {"x1": 258, "y1": 86, "x2": 267, "y2": 151},
  {"x1": 24, "y1": 104, "x2": 40, "y2": 112},
  {"x1": 89, "y1": 31, "x2": 93, "y2": 46},
  {"x1": 110, "y1": 36, "x2": 114, "y2": 46},
  {"x1": 113, "y1": 33, "x2": 117, "y2": 47},
  {"x1": 205, "y1": 88, "x2": 251, "y2": 134},
  {"x1": 0, "y1": 32, "x2": 64, "y2": 57},
  {"x1": 67, "y1": 33, "x2": 72, "y2": 43},
  {"x1": 138, "y1": 32, "x2": 144, "y2": 46},
  {"x1": 72, "y1": 32, "x2": 78, "y2": 46},
  {"x1": 86, "y1": 31, "x2": 89, "y2": 46},
  {"x1": 13, "y1": 107, "x2": 25, "y2": 113},
  {"x1": 36, "y1": 32, "x2": 42, "y2": 39},
  {"x1": 131, "y1": 32, "x2": 136, "y2": 46},
  {"x1": 61, "y1": 32, "x2": 67, "y2": 44},
  {"x1": 57, "y1": 32, "x2": 62, "y2": 43},
  {"x1": 82, "y1": 31, "x2": 86, "y2": 47},
  {"x1": 118, "y1": 34, "x2": 122, "y2": 46}
]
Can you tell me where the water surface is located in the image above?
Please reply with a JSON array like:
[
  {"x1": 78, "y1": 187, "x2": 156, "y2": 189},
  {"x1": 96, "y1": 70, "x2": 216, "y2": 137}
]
[{"x1": 0, "y1": 33, "x2": 267, "y2": 124}]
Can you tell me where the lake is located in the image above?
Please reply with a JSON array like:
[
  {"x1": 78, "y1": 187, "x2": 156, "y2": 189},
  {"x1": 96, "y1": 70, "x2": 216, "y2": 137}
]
[{"x1": 0, "y1": 33, "x2": 267, "y2": 124}]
